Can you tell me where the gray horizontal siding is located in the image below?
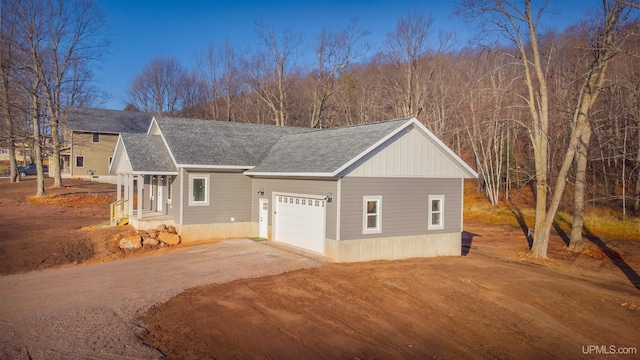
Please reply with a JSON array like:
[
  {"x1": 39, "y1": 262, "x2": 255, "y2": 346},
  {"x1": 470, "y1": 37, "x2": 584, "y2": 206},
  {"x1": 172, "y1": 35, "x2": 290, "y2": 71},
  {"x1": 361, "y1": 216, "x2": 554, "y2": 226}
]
[
  {"x1": 251, "y1": 178, "x2": 338, "y2": 240},
  {"x1": 340, "y1": 177, "x2": 462, "y2": 240},
  {"x1": 181, "y1": 170, "x2": 252, "y2": 225}
]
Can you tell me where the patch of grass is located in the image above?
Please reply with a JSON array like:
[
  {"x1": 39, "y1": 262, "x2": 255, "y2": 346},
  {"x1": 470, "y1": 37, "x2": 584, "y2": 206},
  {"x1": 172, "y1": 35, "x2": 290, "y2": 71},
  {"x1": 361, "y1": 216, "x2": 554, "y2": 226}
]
[
  {"x1": 26, "y1": 193, "x2": 114, "y2": 208},
  {"x1": 464, "y1": 181, "x2": 639, "y2": 242},
  {"x1": 248, "y1": 237, "x2": 267, "y2": 242}
]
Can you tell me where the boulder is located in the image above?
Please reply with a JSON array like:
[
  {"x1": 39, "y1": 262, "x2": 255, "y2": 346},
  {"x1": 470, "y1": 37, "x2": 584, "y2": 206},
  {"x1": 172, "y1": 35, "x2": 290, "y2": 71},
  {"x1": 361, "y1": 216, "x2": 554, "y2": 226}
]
[
  {"x1": 142, "y1": 237, "x2": 160, "y2": 247},
  {"x1": 119, "y1": 235, "x2": 142, "y2": 250},
  {"x1": 156, "y1": 224, "x2": 167, "y2": 231},
  {"x1": 167, "y1": 225, "x2": 177, "y2": 234},
  {"x1": 147, "y1": 229, "x2": 158, "y2": 238},
  {"x1": 158, "y1": 231, "x2": 181, "y2": 246}
]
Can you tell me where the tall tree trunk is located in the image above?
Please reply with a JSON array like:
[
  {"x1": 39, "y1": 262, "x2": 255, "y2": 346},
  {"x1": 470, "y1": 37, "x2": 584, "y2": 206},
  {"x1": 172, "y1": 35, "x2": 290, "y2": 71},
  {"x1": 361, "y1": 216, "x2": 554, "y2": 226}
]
[
  {"x1": 569, "y1": 125, "x2": 592, "y2": 251},
  {"x1": 635, "y1": 126, "x2": 640, "y2": 213},
  {"x1": 30, "y1": 84, "x2": 45, "y2": 197}
]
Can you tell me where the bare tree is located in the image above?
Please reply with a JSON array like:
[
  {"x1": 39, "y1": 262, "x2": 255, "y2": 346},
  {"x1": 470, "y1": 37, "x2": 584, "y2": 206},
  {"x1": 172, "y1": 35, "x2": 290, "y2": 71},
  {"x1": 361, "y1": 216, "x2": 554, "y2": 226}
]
[
  {"x1": 0, "y1": 3, "x2": 21, "y2": 183},
  {"x1": 458, "y1": 0, "x2": 637, "y2": 257},
  {"x1": 246, "y1": 20, "x2": 303, "y2": 126},
  {"x1": 310, "y1": 18, "x2": 369, "y2": 128},
  {"x1": 126, "y1": 55, "x2": 189, "y2": 115},
  {"x1": 385, "y1": 8, "x2": 433, "y2": 119},
  {"x1": 567, "y1": 1, "x2": 637, "y2": 251},
  {"x1": 6, "y1": 0, "x2": 109, "y2": 188}
]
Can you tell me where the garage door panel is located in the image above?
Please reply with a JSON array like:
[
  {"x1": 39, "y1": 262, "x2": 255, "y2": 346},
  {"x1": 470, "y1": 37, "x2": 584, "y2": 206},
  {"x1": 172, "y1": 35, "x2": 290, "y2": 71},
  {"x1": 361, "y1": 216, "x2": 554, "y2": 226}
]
[{"x1": 275, "y1": 194, "x2": 325, "y2": 254}]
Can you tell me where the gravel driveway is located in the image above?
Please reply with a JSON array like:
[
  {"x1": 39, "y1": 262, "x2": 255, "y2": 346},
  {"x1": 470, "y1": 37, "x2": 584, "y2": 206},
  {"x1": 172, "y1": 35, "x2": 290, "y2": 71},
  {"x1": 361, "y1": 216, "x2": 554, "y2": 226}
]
[{"x1": 0, "y1": 239, "x2": 325, "y2": 359}]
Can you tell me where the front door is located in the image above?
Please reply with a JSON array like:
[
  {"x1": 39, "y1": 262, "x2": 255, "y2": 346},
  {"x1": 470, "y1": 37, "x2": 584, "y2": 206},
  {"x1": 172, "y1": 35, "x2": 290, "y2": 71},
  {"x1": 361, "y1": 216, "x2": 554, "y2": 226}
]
[{"x1": 259, "y1": 199, "x2": 268, "y2": 238}]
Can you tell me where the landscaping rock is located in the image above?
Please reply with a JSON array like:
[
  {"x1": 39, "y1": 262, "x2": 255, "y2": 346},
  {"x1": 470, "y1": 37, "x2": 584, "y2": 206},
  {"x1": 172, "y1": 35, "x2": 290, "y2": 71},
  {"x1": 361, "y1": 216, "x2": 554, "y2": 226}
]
[
  {"x1": 156, "y1": 224, "x2": 166, "y2": 231},
  {"x1": 158, "y1": 231, "x2": 181, "y2": 246},
  {"x1": 167, "y1": 225, "x2": 177, "y2": 234},
  {"x1": 119, "y1": 235, "x2": 142, "y2": 250},
  {"x1": 142, "y1": 238, "x2": 160, "y2": 247},
  {"x1": 147, "y1": 229, "x2": 158, "y2": 238}
]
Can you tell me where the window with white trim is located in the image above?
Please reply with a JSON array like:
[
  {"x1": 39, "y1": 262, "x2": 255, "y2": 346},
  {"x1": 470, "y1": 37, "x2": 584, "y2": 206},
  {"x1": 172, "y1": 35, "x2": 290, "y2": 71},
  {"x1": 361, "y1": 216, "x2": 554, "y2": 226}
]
[
  {"x1": 76, "y1": 156, "x2": 84, "y2": 168},
  {"x1": 92, "y1": 133, "x2": 100, "y2": 143},
  {"x1": 428, "y1": 195, "x2": 444, "y2": 230},
  {"x1": 167, "y1": 176, "x2": 173, "y2": 203},
  {"x1": 189, "y1": 174, "x2": 209, "y2": 206},
  {"x1": 363, "y1": 196, "x2": 382, "y2": 234}
]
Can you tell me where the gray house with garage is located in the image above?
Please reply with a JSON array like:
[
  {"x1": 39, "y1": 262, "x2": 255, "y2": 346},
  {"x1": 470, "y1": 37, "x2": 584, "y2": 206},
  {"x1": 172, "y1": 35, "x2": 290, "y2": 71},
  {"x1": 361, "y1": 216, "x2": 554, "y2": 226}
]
[{"x1": 109, "y1": 116, "x2": 478, "y2": 262}]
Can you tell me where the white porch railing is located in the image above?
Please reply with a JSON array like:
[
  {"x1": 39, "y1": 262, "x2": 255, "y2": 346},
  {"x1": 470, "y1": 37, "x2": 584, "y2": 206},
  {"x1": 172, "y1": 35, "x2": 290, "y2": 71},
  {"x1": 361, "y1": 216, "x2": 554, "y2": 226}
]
[{"x1": 110, "y1": 198, "x2": 129, "y2": 226}]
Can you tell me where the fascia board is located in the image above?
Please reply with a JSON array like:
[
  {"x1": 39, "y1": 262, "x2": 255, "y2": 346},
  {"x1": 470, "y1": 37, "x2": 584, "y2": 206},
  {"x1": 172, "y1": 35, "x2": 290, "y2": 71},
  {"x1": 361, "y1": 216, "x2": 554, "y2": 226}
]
[
  {"x1": 108, "y1": 135, "x2": 124, "y2": 174},
  {"x1": 411, "y1": 119, "x2": 479, "y2": 179},
  {"x1": 152, "y1": 118, "x2": 180, "y2": 170},
  {"x1": 243, "y1": 171, "x2": 335, "y2": 178}
]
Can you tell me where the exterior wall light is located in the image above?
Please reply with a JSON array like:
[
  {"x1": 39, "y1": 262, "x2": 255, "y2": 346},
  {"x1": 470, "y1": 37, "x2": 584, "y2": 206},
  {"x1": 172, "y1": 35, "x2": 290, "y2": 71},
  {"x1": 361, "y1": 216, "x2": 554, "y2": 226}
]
[{"x1": 325, "y1": 192, "x2": 333, "y2": 202}]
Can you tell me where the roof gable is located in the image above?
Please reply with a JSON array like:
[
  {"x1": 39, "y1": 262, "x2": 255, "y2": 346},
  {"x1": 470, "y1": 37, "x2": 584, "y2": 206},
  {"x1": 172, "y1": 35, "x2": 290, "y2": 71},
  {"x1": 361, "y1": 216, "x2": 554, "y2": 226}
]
[
  {"x1": 346, "y1": 125, "x2": 477, "y2": 178},
  {"x1": 65, "y1": 107, "x2": 153, "y2": 134},
  {"x1": 246, "y1": 118, "x2": 477, "y2": 178},
  {"x1": 111, "y1": 133, "x2": 177, "y2": 174}
]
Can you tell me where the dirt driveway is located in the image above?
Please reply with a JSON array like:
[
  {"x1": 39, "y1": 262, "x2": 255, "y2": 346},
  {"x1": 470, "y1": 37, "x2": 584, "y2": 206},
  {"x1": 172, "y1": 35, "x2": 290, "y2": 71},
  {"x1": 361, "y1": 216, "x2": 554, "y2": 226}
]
[{"x1": 0, "y1": 239, "x2": 325, "y2": 359}]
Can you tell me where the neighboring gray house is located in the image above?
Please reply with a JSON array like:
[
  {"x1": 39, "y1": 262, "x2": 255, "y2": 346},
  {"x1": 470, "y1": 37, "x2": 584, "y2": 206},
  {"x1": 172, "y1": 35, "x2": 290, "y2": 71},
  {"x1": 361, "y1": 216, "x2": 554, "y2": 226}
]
[
  {"x1": 62, "y1": 107, "x2": 153, "y2": 181},
  {"x1": 109, "y1": 116, "x2": 478, "y2": 262}
]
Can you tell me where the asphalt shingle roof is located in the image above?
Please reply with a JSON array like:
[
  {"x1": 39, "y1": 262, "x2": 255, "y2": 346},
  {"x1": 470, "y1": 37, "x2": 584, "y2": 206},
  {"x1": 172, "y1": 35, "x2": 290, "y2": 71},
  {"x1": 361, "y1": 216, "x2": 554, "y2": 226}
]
[
  {"x1": 247, "y1": 118, "x2": 413, "y2": 174},
  {"x1": 154, "y1": 117, "x2": 311, "y2": 167},
  {"x1": 66, "y1": 107, "x2": 152, "y2": 134},
  {"x1": 121, "y1": 133, "x2": 176, "y2": 173}
]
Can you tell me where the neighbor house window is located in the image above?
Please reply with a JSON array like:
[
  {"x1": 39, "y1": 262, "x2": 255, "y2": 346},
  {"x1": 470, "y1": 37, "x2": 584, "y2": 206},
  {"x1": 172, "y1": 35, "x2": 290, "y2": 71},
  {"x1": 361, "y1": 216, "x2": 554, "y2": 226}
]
[
  {"x1": 428, "y1": 195, "x2": 444, "y2": 230},
  {"x1": 189, "y1": 174, "x2": 209, "y2": 206},
  {"x1": 76, "y1": 156, "x2": 84, "y2": 168},
  {"x1": 92, "y1": 133, "x2": 100, "y2": 143},
  {"x1": 1, "y1": 149, "x2": 8, "y2": 154},
  {"x1": 362, "y1": 196, "x2": 382, "y2": 234}
]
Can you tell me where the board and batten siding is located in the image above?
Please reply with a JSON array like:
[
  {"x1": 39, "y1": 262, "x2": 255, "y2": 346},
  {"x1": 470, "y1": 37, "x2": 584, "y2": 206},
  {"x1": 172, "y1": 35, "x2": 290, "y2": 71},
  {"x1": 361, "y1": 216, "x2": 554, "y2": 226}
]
[
  {"x1": 339, "y1": 177, "x2": 462, "y2": 241},
  {"x1": 181, "y1": 170, "x2": 252, "y2": 225},
  {"x1": 345, "y1": 127, "x2": 470, "y2": 178},
  {"x1": 251, "y1": 178, "x2": 338, "y2": 240}
]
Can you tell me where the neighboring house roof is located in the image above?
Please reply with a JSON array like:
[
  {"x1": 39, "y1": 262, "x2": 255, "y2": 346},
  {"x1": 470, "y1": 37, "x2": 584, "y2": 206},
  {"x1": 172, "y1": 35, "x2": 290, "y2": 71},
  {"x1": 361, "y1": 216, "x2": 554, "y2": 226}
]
[
  {"x1": 153, "y1": 117, "x2": 311, "y2": 168},
  {"x1": 120, "y1": 133, "x2": 177, "y2": 173},
  {"x1": 246, "y1": 118, "x2": 413, "y2": 176},
  {"x1": 65, "y1": 107, "x2": 153, "y2": 134}
]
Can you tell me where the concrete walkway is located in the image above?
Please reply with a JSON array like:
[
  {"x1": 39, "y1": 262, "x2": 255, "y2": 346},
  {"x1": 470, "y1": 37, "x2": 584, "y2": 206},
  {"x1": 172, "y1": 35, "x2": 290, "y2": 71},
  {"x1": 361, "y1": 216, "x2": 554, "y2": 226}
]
[{"x1": 0, "y1": 239, "x2": 324, "y2": 359}]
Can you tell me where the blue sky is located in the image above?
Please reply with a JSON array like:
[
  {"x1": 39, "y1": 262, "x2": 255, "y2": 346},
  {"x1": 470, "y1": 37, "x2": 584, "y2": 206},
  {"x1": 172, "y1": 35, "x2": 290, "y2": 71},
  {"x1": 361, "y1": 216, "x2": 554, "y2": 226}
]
[{"x1": 94, "y1": 0, "x2": 599, "y2": 110}]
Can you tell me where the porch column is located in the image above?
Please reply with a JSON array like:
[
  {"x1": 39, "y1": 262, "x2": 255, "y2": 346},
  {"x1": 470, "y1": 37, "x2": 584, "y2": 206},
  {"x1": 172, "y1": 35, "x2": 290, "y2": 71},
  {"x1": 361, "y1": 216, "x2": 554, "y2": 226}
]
[
  {"x1": 137, "y1": 174, "x2": 143, "y2": 219},
  {"x1": 128, "y1": 173, "x2": 134, "y2": 217},
  {"x1": 116, "y1": 173, "x2": 122, "y2": 202}
]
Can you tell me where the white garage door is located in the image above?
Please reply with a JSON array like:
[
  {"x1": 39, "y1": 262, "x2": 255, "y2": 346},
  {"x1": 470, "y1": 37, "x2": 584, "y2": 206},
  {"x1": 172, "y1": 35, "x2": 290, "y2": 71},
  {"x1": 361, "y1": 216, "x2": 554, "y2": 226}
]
[{"x1": 275, "y1": 194, "x2": 326, "y2": 254}]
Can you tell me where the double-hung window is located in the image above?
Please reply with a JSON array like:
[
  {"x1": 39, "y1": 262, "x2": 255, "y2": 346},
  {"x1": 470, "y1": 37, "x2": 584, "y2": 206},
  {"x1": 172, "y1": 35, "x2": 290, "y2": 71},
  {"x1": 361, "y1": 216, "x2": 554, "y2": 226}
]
[
  {"x1": 76, "y1": 156, "x2": 84, "y2": 168},
  {"x1": 363, "y1": 196, "x2": 382, "y2": 234},
  {"x1": 189, "y1": 174, "x2": 209, "y2": 206},
  {"x1": 428, "y1": 195, "x2": 444, "y2": 230}
]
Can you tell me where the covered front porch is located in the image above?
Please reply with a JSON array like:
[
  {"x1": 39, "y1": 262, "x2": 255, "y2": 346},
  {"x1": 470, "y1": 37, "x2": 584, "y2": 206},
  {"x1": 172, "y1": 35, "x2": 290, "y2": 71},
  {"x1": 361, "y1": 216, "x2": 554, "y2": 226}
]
[{"x1": 111, "y1": 172, "x2": 177, "y2": 229}]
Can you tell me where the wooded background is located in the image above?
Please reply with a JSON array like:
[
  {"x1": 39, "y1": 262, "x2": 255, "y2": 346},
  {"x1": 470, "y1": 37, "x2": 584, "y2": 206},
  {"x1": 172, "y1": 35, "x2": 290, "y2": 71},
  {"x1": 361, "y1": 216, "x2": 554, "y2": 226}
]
[{"x1": 1, "y1": 0, "x2": 639, "y2": 257}]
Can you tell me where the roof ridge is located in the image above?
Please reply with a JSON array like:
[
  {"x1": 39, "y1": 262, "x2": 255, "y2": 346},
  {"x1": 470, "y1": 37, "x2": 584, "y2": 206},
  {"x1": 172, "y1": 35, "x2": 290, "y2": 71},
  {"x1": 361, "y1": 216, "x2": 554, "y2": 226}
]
[{"x1": 304, "y1": 117, "x2": 414, "y2": 133}]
